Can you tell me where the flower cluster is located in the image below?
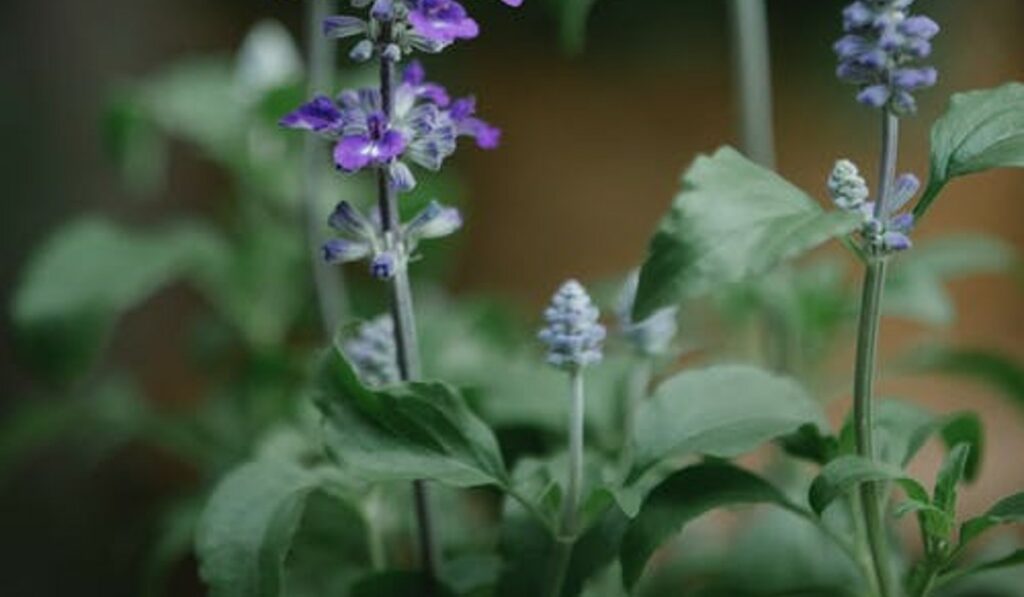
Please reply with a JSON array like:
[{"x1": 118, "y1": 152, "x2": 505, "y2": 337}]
[
  {"x1": 835, "y1": 0, "x2": 939, "y2": 114},
  {"x1": 539, "y1": 280, "x2": 606, "y2": 371},
  {"x1": 616, "y1": 272, "x2": 678, "y2": 357},
  {"x1": 324, "y1": 0, "x2": 523, "y2": 61},
  {"x1": 321, "y1": 199, "x2": 462, "y2": 278},
  {"x1": 343, "y1": 314, "x2": 400, "y2": 386},
  {"x1": 828, "y1": 159, "x2": 917, "y2": 253},
  {"x1": 281, "y1": 61, "x2": 498, "y2": 190}
]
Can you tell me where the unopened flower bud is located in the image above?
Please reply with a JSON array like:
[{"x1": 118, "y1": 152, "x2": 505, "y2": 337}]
[{"x1": 538, "y1": 280, "x2": 605, "y2": 371}]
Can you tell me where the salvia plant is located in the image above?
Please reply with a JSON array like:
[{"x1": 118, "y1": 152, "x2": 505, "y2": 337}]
[{"x1": 5, "y1": 1, "x2": 1024, "y2": 596}]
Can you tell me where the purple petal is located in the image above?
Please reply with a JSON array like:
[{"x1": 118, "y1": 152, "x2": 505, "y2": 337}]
[
  {"x1": 899, "y1": 16, "x2": 939, "y2": 40},
  {"x1": 449, "y1": 96, "x2": 476, "y2": 121},
  {"x1": 893, "y1": 67, "x2": 938, "y2": 91},
  {"x1": 408, "y1": 1, "x2": 480, "y2": 43},
  {"x1": 334, "y1": 136, "x2": 375, "y2": 171},
  {"x1": 323, "y1": 16, "x2": 367, "y2": 39},
  {"x1": 403, "y1": 60, "x2": 426, "y2": 85},
  {"x1": 460, "y1": 117, "x2": 501, "y2": 149},
  {"x1": 500, "y1": 0, "x2": 523, "y2": 6},
  {"x1": 377, "y1": 130, "x2": 407, "y2": 160},
  {"x1": 842, "y1": 2, "x2": 874, "y2": 31},
  {"x1": 882, "y1": 231, "x2": 913, "y2": 252},
  {"x1": 323, "y1": 239, "x2": 371, "y2": 263},
  {"x1": 857, "y1": 85, "x2": 891, "y2": 108},
  {"x1": 280, "y1": 95, "x2": 343, "y2": 133},
  {"x1": 889, "y1": 213, "x2": 915, "y2": 233},
  {"x1": 834, "y1": 35, "x2": 868, "y2": 60}
]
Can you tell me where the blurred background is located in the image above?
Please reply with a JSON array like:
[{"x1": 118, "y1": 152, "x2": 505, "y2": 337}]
[{"x1": 1, "y1": 0, "x2": 1022, "y2": 595}]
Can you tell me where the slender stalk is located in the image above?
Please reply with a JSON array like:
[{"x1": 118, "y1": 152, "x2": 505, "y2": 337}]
[
  {"x1": 853, "y1": 112, "x2": 900, "y2": 597},
  {"x1": 375, "y1": 29, "x2": 437, "y2": 592},
  {"x1": 303, "y1": 0, "x2": 347, "y2": 338},
  {"x1": 728, "y1": 0, "x2": 776, "y2": 170},
  {"x1": 547, "y1": 370, "x2": 586, "y2": 597},
  {"x1": 619, "y1": 357, "x2": 652, "y2": 473}
]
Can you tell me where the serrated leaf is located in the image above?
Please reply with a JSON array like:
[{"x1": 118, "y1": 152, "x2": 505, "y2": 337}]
[
  {"x1": 916, "y1": 82, "x2": 1024, "y2": 220},
  {"x1": 959, "y1": 492, "x2": 1024, "y2": 547},
  {"x1": 629, "y1": 365, "x2": 826, "y2": 482},
  {"x1": 808, "y1": 455, "x2": 929, "y2": 516},
  {"x1": 11, "y1": 217, "x2": 227, "y2": 380},
  {"x1": 619, "y1": 462, "x2": 806, "y2": 591},
  {"x1": 316, "y1": 348, "x2": 509, "y2": 488},
  {"x1": 632, "y1": 146, "x2": 860, "y2": 319},
  {"x1": 196, "y1": 460, "x2": 359, "y2": 597}
]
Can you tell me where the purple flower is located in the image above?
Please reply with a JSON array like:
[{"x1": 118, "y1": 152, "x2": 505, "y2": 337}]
[
  {"x1": 407, "y1": 0, "x2": 480, "y2": 43},
  {"x1": 279, "y1": 95, "x2": 344, "y2": 133},
  {"x1": 323, "y1": 238, "x2": 372, "y2": 263},
  {"x1": 835, "y1": 0, "x2": 939, "y2": 114},
  {"x1": 450, "y1": 97, "x2": 501, "y2": 149},
  {"x1": 333, "y1": 111, "x2": 407, "y2": 171}
]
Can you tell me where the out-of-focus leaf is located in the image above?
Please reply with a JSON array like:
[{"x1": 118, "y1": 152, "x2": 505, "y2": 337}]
[
  {"x1": 195, "y1": 459, "x2": 364, "y2": 597},
  {"x1": 316, "y1": 348, "x2": 510, "y2": 488},
  {"x1": 916, "y1": 82, "x2": 1024, "y2": 221},
  {"x1": 884, "y1": 234, "x2": 1016, "y2": 326},
  {"x1": 619, "y1": 462, "x2": 806, "y2": 591},
  {"x1": 547, "y1": 0, "x2": 599, "y2": 54},
  {"x1": 234, "y1": 20, "x2": 303, "y2": 100},
  {"x1": 629, "y1": 365, "x2": 826, "y2": 482},
  {"x1": 808, "y1": 455, "x2": 929, "y2": 516},
  {"x1": 899, "y1": 346, "x2": 1024, "y2": 412},
  {"x1": 633, "y1": 146, "x2": 860, "y2": 320},
  {"x1": 779, "y1": 423, "x2": 840, "y2": 466},
  {"x1": 0, "y1": 377, "x2": 151, "y2": 481},
  {"x1": 11, "y1": 217, "x2": 228, "y2": 381},
  {"x1": 958, "y1": 492, "x2": 1024, "y2": 547},
  {"x1": 941, "y1": 549, "x2": 1024, "y2": 587}
]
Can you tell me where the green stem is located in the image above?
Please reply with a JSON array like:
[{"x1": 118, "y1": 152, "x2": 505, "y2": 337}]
[
  {"x1": 619, "y1": 357, "x2": 652, "y2": 473},
  {"x1": 852, "y1": 112, "x2": 901, "y2": 597},
  {"x1": 376, "y1": 32, "x2": 436, "y2": 592},
  {"x1": 303, "y1": 0, "x2": 347, "y2": 338},
  {"x1": 548, "y1": 370, "x2": 586, "y2": 597},
  {"x1": 728, "y1": 0, "x2": 776, "y2": 170}
]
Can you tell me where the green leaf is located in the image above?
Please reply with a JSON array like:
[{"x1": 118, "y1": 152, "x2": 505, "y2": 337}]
[
  {"x1": 316, "y1": 348, "x2": 510, "y2": 488},
  {"x1": 916, "y1": 82, "x2": 1024, "y2": 220},
  {"x1": 900, "y1": 346, "x2": 1024, "y2": 413},
  {"x1": 619, "y1": 462, "x2": 806, "y2": 591},
  {"x1": 930, "y1": 443, "x2": 973, "y2": 539},
  {"x1": 630, "y1": 365, "x2": 826, "y2": 482},
  {"x1": 884, "y1": 234, "x2": 1017, "y2": 325},
  {"x1": 959, "y1": 492, "x2": 1024, "y2": 547},
  {"x1": 944, "y1": 549, "x2": 1024, "y2": 584},
  {"x1": 549, "y1": 0, "x2": 599, "y2": 54},
  {"x1": 195, "y1": 460, "x2": 362, "y2": 597},
  {"x1": 632, "y1": 146, "x2": 860, "y2": 320},
  {"x1": 11, "y1": 217, "x2": 227, "y2": 380},
  {"x1": 808, "y1": 455, "x2": 929, "y2": 516}
]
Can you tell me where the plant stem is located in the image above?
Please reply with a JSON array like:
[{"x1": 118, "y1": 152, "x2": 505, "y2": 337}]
[
  {"x1": 547, "y1": 370, "x2": 586, "y2": 597},
  {"x1": 853, "y1": 112, "x2": 900, "y2": 597},
  {"x1": 620, "y1": 357, "x2": 652, "y2": 473},
  {"x1": 303, "y1": 0, "x2": 347, "y2": 338},
  {"x1": 728, "y1": 0, "x2": 776, "y2": 170},
  {"x1": 376, "y1": 34, "x2": 437, "y2": 591}
]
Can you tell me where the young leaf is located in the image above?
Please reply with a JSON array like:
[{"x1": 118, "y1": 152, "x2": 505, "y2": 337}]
[
  {"x1": 195, "y1": 460, "x2": 361, "y2": 597},
  {"x1": 808, "y1": 455, "x2": 929, "y2": 516},
  {"x1": 619, "y1": 462, "x2": 806, "y2": 591},
  {"x1": 316, "y1": 348, "x2": 510, "y2": 488},
  {"x1": 629, "y1": 365, "x2": 826, "y2": 482},
  {"x1": 632, "y1": 146, "x2": 860, "y2": 320},
  {"x1": 915, "y1": 82, "x2": 1024, "y2": 220},
  {"x1": 958, "y1": 492, "x2": 1024, "y2": 547},
  {"x1": 930, "y1": 443, "x2": 973, "y2": 539}
]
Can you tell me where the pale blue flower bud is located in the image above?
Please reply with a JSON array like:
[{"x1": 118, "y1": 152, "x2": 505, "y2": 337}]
[
  {"x1": 403, "y1": 200, "x2": 462, "y2": 244},
  {"x1": 343, "y1": 314, "x2": 399, "y2": 387},
  {"x1": 349, "y1": 39, "x2": 374, "y2": 62},
  {"x1": 370, "y1": 251, "x2": 398, "y2": 279},
  {"x1": 828, "y1": 159, "x2": 870, "y2": 210},
  {"x1": 322, "y1": 238, "x2": 372, "y2": 263},
  {"x1": 538, "y1": 280, "x2": 605, "y2": 371}
]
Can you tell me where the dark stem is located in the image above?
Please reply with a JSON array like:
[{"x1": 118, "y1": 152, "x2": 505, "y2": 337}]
[
  {"x1": 853, "y1": 111, "x2": 900, "y2": 597},
  {"x1": 376, "y1": 27, "x2": 437, "y2": 592},
  {"x1": 303, "y1": 0, "x2": 347, "y2": 337}
]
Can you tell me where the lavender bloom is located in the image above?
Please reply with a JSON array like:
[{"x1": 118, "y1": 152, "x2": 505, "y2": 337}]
[
  {"x1": 835, "y1": 0, "x2": 939, "y2": 114},
  {"x1": 321, "y1": 201, "x2": 378, "y2": 265},
  {"x1": 617, "y1": 272, "x2": 678, "y2": 357},
  {"x1": 403, "y1": 200, "x2": 463, "y2": 245},
  {"x1": 828, "y1": 159, "x2": 917, "y2": 253},
  {"x1": 344, "y1": 315, "x2": 400, "y2": 387},
  {"x1": 539, "y1": 280, "x2": 606, "y2": 371},
  {"x1": 281, "y1": 62, "x2": 496, "y2": 187},
  {"x1": 408, "y1": 0, "x2": 480, "y2": 44},
  {"x1": 370, "y1": 251, "x2": 399, "y2": 279}
]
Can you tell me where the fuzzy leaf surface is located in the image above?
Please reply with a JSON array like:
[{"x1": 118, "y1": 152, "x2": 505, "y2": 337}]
[{"x1": 633, "y1": 146, "x2": 860, "y2": 319}]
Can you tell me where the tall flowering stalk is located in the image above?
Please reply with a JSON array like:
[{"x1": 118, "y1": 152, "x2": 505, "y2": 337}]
[
  {"x1": 832, "y1": 2, "x2": 939, "y2": 595},
  {"x1": 538, "y1": 280, "x2": 606, "y2": 597},
  {"x1": 281, "y1": 0, "x2": 521, "y2": 585}
]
